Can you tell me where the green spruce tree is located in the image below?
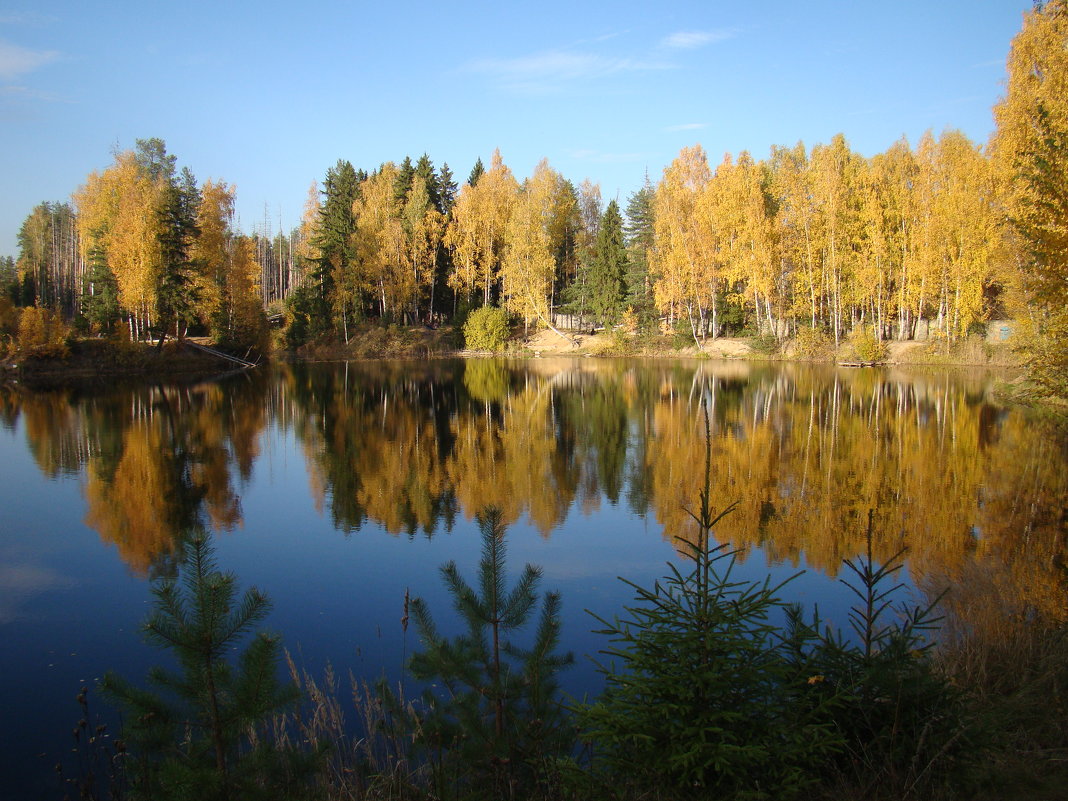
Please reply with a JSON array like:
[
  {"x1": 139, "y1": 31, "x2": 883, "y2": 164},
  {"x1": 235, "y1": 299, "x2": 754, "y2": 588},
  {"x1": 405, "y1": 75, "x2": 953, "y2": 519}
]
[
  {"x1": 587, "y1": 200, "x2": 628, "y2": 326},
  {"x1": 624, "y1": 179, "x2": 657, "y2": 329},
  {"x1": 102, "y1": 532, "x2": 312, "y2": 801},
  {"x1": 395, "y1": 155, "x2": 416, "y2": 204},
  {"x1": 308, "y1": 159, "x2": 361, "y2": 336},
  {"x1": 467, "y1": 157, "x2": 485, "y2": 187},
  {"x1": 579, "y1": 401, "x2": 840, "y2": 799},
  {"x1": 154, "y1": 166, "x2": 201, "y2": 348},
  {"x1": 0, "y1": 255, "x2": 17, "y2": 304},
  {"x1": 81, "y1": 241, "x2": 121, "y2": 334},
  {"x1": 398, "y1": 507, "x2": 574, "y2": 797},
  {"x1": 437, "y1": 162, "x2": 458, "y2": 215}
]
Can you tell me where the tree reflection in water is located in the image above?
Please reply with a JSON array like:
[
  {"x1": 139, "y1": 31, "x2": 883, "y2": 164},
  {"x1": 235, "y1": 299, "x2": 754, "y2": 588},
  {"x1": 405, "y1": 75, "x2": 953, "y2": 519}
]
[{"x1": 6, "y1": 359, "x2": 1066, "y2": 630}]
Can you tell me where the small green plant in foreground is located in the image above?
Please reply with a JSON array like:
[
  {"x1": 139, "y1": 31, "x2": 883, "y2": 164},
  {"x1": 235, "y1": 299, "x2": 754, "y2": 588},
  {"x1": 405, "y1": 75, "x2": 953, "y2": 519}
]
[
  {"x1": 578, "y1": 404, "x2": 841, "y2": 799},
  {"x1": 581, "y1": 519, "x2": 843, "y2": 799},
  {"x1": 101, "y1": 532, "x2": 314, "y2": 801},
  {"x1": 804, "y1": 512, "x2": 983, "y2": 798},
  {"x1": 389, "y1": 506, "x2": 575, "y2": 799}
]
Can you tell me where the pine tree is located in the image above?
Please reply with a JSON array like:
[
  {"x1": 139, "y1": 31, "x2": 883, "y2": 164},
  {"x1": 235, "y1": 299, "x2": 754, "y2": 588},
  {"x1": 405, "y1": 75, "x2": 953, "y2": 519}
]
[
  {"x1": 624, "y1": 179, "x2": 657, "y2": 329},
  {"x1": 134, "y1": 137, "x2": 177, "y2": 183},
  {"x1": 437, "y1": 162, "x2": 458, "y2": 215},
  {"x1": 101, "y1": 532, "x2": 312, "y2": 801},
  {"x1": 154, "y1": 166, "x2": 202, "y2": 347},
  {"x1": 308, "y1": 160, "x2": 360, "y2": 334},
  {"x1": 400, "y1": 507, "x2": 574, "y2": 796},
  {"x1": 587, "y1": 200, "x2": 628, "y2": 325},
  {"x1": 467, "y1": 157, "x2": 485, "y2": 187},
  {"x1": 434, "y1": 163, "x2": 459, "y2": 317},
  {"x1": 414, "y1": 153, "x2": 442, "y2": 212},
  {"x1": 394, "y1": 155, "x2": 416, "y2": 204},
  {"x1": 0, "y1": 255, "x2": 17, "y2": 304},
  {"x1": 81, "y1": 241, "x2": 121, "y2": 334}
]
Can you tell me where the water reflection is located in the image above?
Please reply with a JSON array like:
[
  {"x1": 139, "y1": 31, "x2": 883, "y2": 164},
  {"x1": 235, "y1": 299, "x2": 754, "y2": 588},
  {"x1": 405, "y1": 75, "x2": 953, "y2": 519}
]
[
  {"x1": 3, "y1": 359, "x2": 1066, "y2": 623},
  {"x1": 4, "y1": 376, "x2": 266, "y2": 576}
]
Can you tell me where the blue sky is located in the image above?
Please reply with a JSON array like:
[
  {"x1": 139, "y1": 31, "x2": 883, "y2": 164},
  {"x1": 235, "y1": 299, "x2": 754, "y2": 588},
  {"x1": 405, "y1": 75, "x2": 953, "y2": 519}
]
[{"x1": 0, "y1": 0, "x2": 1033, "y2": 257}]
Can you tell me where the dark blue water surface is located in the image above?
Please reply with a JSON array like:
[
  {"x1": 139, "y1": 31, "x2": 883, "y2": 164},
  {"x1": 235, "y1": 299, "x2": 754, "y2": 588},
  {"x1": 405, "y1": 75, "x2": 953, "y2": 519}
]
[{"x1": 1, "y1": 358, "x2": 1064, "y2": 798}]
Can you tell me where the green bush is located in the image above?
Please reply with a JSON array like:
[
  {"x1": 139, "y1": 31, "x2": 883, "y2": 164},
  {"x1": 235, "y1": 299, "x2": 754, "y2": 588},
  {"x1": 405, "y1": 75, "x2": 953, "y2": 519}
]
[
  {"x1": 672, "y1": 317, "x2": 696, "y2": 349},
  {"x1": 462, "y1": 305, "x2": 511, "y2": 352},
  {"x1": 748, "y1": 332, "x2": 780, "y2": 356},
  {"x1": 847, "y1": 326, "x2": 888, "y2": 363}
]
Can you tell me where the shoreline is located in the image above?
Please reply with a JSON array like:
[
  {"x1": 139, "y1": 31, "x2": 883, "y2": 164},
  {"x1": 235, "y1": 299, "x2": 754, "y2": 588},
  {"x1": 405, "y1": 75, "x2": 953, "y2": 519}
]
[{"x1": 2, "y1": 326, "x2": 1029, "y2": 388}]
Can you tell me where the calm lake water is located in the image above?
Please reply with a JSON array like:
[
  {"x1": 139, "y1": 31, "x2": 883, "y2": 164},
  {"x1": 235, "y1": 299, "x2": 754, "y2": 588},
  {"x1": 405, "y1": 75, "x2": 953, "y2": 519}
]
[{"x1": 1, "y1": 358, "x2": 1065, "y2": 797}]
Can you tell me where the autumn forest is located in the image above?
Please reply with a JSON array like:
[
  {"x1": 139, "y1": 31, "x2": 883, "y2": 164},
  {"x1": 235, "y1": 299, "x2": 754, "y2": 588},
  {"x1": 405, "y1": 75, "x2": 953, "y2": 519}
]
[{"x1": 2, "y1": 2, "x2": 1065, "y2": 390}]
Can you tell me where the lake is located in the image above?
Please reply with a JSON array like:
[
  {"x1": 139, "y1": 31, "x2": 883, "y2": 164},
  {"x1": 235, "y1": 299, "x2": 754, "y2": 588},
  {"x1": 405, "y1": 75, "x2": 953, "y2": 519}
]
[{"x1": 1, "y1": 358, "x2": 1065, "y2": 797}]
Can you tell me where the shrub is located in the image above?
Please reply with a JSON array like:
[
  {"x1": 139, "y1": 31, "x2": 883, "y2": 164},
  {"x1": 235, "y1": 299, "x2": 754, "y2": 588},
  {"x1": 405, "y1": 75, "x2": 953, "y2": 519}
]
[
  {"x1": 748, "y1": 332, "x2": 780, "y2": 356},
  {"x1": 671, "y1": 317, "x2": 696, "y2": 349},
  {"x1": 462, "y1": 305, "x2": 510, "y2": 352},
  {"x1": 847, "y1": 326, "x2": 888, "y2": 363},
  {"x1": 589, "y1": 326, "x2": 636, "y2": 356},
  {"x1": 17, "y1": 306, "x2": 70, "y2": 358},
  {"x1": 791, "y1": 326, "x2": 834, "y2": 360}
]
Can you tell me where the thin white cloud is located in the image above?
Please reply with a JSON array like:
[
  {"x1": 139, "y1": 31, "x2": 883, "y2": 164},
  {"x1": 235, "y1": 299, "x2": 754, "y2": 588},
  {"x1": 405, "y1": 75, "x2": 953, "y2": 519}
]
[
  {"x1": 664, "y1": 122, "x2": 707, "y2": 132},
  {"x1": 661, "y1": 29, "x2": 736, "y2": 50},
  {"x1": 0, "y1": 39, "x2": 59, "y2": 81},
  {"x1": 464, "y1": 49, "x2": 672, "y2": 93}
]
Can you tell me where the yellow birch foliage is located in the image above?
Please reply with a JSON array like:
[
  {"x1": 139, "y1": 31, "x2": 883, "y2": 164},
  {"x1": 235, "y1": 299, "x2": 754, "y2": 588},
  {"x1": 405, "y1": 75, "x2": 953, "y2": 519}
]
[
  {"x1": 770, "y1": 143, "x2": 822, "y2": 327},
  {"x1": 73, "y1": 151, "x2": 163, "y2": 327},
  {"x1": 930, "y1": 131, "x2": 1002, "y2": 338},
  {"x1": 652, "y1": 145, "x2": 715, "y2": 333},
  {"x1": 501, "y1": 158, "x2": 574, "y2": 328},
  {"x1": 404, "y1": 177, "x2": 445, "y2": 319},
  {"x1": 192, "y1": 180, "x2": 235, "y2": 326},
  {"x1": 869, "y1": 139, "x2": 919, "y2": 338},
  {"x1": 994, "y1": 0, "x2": 1068, "y2": 394},
  {"x1": 705, "y1": 152, "x2": 776, "y2": 332},
  {"x1": 994, "y1": 0, "x2": 1068, "y2": 305},
  {"x1": 445, "y1": 149, "x2": 518, "y2": 304},
  {"x1": 352, "y1": 164, "x2": 408, "y2": 318},
  {"x1": 809, "y1": 134, "x2": 862, "y2": 341}
]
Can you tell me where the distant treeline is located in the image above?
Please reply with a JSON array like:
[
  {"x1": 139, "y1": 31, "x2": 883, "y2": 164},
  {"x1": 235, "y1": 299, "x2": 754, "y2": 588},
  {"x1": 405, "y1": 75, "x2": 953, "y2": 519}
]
[
  {"x1": 3, "y1": 1, "x2": 1065, "y2": 374},
  {"x1": 0, "y1": 132, "x2": 1022, "y2": 348}
]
